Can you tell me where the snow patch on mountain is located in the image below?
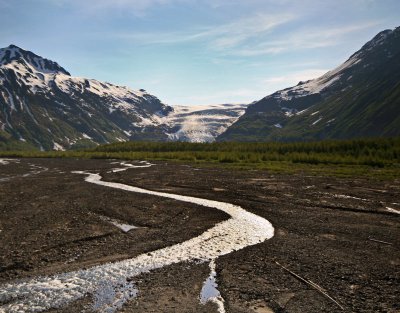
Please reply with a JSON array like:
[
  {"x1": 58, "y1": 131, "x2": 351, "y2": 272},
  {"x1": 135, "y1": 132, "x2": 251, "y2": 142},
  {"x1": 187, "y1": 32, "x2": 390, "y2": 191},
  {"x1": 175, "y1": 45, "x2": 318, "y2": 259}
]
[
  {"x1": 311, "y1": 117, "x2": 323, "y2": 126},
  {"x1": 262, "y1": 50, "x2": 365, "y2": 111},
  {"x1": 0, "y1": 45, "x2": 176, "y2": 149},
  {"x1": 0, "y1": 45, "x2": 248, "y2": 146},
  {"x1": 0, "y1": 45, "x2": 158, "y2": 113},
  {"x1": 253, "y1": 43, "x2": 368, "y2": 122},
  {"x1": 53, "y1": 142, "x2": 65, "y2": 151}
]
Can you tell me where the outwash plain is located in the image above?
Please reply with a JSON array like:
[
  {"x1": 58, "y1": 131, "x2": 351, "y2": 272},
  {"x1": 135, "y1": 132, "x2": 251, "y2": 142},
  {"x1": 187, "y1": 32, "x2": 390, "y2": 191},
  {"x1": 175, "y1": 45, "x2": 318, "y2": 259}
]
[{"x1": 0, "y1": 157, "x2": 399, "y2": 313}]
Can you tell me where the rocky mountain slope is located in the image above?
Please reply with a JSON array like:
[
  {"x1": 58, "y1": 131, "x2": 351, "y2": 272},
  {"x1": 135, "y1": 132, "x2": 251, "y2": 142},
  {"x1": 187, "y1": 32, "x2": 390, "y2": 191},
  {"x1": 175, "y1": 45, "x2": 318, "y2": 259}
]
[
  {"x1": 0, "y1": 45, "x2": 173, "y2": 150},
  {"x1": 218, "y1": 27, "x2": 400, "y2": 142},
  {"x1": 0, "y1": 45, "x2": 248, "y2": 149}
]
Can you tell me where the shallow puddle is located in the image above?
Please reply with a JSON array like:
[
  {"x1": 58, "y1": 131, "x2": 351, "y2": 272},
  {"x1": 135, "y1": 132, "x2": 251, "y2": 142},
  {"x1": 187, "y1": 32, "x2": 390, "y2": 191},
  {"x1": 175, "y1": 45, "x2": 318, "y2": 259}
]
[
  {"x1": 200, "y1": 260, "x2": 225, "y2": 312},
  {"x1": 97, "y1": 215, "x2": 139, "y2": 233},
  {"x1": 200, "y1": 261, "x2": 220, "y2": 303}
]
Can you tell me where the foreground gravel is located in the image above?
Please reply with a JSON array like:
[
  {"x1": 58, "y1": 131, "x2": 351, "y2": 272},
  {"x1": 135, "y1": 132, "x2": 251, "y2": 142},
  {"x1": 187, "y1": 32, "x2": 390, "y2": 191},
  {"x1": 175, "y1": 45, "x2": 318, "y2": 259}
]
[{"x1": 0, "y1": 158, "x2": 399, "y2": 312}]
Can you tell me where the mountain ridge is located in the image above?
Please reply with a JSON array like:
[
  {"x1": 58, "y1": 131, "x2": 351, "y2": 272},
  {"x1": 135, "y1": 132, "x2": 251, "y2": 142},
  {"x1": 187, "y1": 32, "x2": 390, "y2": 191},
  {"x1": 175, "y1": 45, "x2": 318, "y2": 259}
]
[
  {"x1": 0, "y1": 45, "x2": 247, "y2": 149},
  {"x1": 0, "y1": 44, "x2": 70, "y2": 75},
  {"x1": 0, "y1": 44, "x2": 173, "y2": 150},
  {"x1": 1, "y1": 26, "x2": 399, "y2": 150},
  {"x1": 218, "y1": 27, "x2": 400, "y2": 142}
]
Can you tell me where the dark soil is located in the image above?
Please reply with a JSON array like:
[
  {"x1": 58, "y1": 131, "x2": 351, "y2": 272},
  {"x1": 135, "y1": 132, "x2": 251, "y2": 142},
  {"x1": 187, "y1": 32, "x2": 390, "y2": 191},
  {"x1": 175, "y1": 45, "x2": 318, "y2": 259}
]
[{"x1": 0, "y1": 158, "x2": 399, "y2": 313}]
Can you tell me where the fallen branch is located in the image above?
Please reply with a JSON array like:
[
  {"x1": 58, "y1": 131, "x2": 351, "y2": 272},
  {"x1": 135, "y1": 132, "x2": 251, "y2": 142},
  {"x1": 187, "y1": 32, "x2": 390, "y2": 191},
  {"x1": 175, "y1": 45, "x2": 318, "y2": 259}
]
[
  {"x1": 368, "y1": 238, "x2": 393, "y2": 245},
  {"x1": 275, "y1": 261, "x2": 345, "y2": 311}
]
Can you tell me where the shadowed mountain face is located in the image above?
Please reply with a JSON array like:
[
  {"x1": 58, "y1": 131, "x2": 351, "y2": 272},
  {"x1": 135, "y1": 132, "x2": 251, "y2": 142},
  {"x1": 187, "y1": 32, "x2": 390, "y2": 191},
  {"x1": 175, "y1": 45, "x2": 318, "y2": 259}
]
[
  {"x1": 0, "y1": 45, "x2": 173, "y2": 150},
  {"x1": 218, "y1": 27, "x2": 400, "y2": 142}
]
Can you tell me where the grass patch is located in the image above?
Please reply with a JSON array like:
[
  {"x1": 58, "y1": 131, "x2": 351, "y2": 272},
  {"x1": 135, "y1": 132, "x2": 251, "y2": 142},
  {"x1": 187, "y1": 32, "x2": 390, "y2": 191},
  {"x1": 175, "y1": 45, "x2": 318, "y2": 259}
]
[{"x1": 1, "y1": 137, "x2": 399, "y2": 179}]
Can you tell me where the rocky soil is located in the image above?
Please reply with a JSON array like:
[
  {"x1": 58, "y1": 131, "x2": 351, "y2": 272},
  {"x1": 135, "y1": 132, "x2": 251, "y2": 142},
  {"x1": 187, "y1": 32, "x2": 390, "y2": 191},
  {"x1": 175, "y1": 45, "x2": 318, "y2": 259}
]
[{"x1": 0, "y1": 158, "x2": 399, "y2": 312}]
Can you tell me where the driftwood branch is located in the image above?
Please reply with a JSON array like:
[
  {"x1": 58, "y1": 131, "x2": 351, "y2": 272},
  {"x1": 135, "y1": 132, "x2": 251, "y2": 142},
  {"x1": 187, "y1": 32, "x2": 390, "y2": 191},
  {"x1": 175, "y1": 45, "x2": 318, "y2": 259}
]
[
  {"x1": 274, "y1": 261, "x2": 345, "y2": 311},
  {"x1": 368, "y1": 238, "x2": 393, "y2": 245}
]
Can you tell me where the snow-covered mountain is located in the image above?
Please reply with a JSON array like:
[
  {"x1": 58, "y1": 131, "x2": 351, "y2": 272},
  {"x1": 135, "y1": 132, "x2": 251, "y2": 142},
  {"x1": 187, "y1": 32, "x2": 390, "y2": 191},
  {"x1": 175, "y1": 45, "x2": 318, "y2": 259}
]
[
  {"x1": 219, "y1": 27, "x2": 400, "y2": 141},
  {"x1": 0, "y1": 45, "x2": 172, "y2": 150},
  {"x1": 7, "y1": 25, "x2": 398, "y2": 149},
  {"x1": 0, "y1": 45, "x2": 249, "y2": 149},
  {"x1": 163, "y1": 104, "x2": 247, "y2": 142}
]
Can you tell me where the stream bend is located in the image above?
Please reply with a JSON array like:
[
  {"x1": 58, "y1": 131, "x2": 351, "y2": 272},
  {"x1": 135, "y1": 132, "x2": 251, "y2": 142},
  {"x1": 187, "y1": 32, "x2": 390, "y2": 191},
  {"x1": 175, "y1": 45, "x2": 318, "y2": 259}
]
[{"x1": 0, "y1": 165, "x2": 274, "y2": 313}]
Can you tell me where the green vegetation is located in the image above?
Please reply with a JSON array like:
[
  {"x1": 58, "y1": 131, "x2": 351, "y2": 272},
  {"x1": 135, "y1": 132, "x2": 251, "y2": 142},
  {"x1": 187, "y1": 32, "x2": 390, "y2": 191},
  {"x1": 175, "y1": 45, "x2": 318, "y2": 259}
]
[
  {"x1": 1, "y1": 137, "x2": 399, "y2": 179},
  {"x1": 92, "y1": 138, "x2": 400, "y2": 166},
  {"x1": 0, "y1": 131, "x2": 38, "y2": 151},
  {"x1": 219, "y1": 43, "x2": 400, "y2": 142}
]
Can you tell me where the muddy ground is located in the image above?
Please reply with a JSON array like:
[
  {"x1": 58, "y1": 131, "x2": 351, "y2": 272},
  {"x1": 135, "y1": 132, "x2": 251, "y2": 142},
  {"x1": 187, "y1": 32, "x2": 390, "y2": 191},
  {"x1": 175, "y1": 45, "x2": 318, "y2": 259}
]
[{"x1": 0, "y1": 158, "x2": 399, "y2": 313}]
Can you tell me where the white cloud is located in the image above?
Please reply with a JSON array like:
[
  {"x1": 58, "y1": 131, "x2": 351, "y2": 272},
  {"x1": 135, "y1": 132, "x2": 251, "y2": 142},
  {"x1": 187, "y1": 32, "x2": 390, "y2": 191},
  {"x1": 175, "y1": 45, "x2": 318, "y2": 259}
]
[
  {"x1": 171, "y1": 87, "x2": 268, "y2": 106},
  {"x1": 210, "y1": 14, "x2": 295, "y2": 50},
  {"x1": 169, "y1": 68, "x2": 333, "y2": 105},
  {"x1": 263, "y1": 69, "x2": 328, "y2": 85},
  {"x1": 86, "y1": 0, "x2": 183, "y2": 11},
  {"x1": 233, "y1": 21, "x2": 382, "y2": 56},
  {"x1": 45, "y1": 0, "x2": 191, "y2": 16},
  {"x1": 113, "y1": 13, "x2": 295, "y2": 49},
  {"x1": 263, "y1": 69, "x2": 329, "y2": 95},
  {"x1": 111, "y1": 13, "x2": 382, "y2": 59}
]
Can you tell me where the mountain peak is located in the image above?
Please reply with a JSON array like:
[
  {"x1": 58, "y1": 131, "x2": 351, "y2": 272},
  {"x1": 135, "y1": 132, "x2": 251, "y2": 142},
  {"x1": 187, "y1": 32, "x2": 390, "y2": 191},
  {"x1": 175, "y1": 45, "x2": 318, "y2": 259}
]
[
  {"x1": 218, "y1": 26, "x2": 400, "y2": 142},
  {"x1": 0, "y1": 44, "x2": 70, "y2": 75},
  {"x1": 357, "y1": 26, "x2": 399, "y2": 55},
  {"x1": 7, "y1": 44, "x2": 20, "y2": 49}
]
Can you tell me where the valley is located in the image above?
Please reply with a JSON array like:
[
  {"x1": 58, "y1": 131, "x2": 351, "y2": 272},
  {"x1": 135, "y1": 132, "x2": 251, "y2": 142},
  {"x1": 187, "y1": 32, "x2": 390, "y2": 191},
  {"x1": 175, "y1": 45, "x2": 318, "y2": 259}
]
[
  {"x1": 0, "y1": 12, "x2": 399, "y2": 313},
  {"x1": 162, "y1": 103, "x2": 247, "y2": 143},
  {"x1": 0, "y1": 158, "x2": 399, "y2": 312},
  {"x1": 1, "y1": 26, "x2": 399, "y2": 149}
]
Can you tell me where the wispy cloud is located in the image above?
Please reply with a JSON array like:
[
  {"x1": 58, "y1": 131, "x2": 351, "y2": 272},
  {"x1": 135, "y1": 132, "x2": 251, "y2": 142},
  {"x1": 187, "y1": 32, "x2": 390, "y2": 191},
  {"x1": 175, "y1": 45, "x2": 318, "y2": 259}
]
[
  {"x1": 171, "y1": 69, "x2": 330, "y2": 105},
  {"x1": 44, "y1": 0, "x2": 191, "y2": 16},
  {"x1": 111, "y1": 15, "x2": 382, "y2": 59},
  {"x1": 87, "y1": 0, "x2": 187, "y2": 12},
  {"x1": 46, "y1": 0, "x2": 297, "y2": 15},
  {"x1": 172, "y1": 87, "x2": 269, "y2": 106},
  {"x1": 233, "y1": 21, "x2": 383, "y2": 56},
  {"x1": 263, "y1": 69, "x2": 329, "y2": 85},
  {"x1": 207, "y1": 13, "x2": 295, "y2": 50},
  {"x1": 113, "y1": 13, "x2": 295, "y2": 48},
  {"x1": 52, "y1": 0, "x2": 384, "y2": 58}
]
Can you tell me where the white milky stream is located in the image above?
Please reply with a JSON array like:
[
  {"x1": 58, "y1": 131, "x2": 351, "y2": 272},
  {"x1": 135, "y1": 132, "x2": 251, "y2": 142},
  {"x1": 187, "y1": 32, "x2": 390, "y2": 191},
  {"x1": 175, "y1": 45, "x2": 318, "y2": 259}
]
[
  {"x1": 0, "y1": 162, "x2": 274, "y2": 313},
  {"x1": 0, "y1": 159, "x2": 15, "y2": 165},
  {"x1": 0, "y1": 161, "x2": 48, "y2": 182}
]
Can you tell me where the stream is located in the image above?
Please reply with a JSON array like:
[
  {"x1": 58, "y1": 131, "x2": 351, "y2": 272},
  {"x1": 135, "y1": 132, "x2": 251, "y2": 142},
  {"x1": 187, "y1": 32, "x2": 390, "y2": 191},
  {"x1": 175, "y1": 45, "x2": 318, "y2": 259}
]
[{"x1": 0, "y1": 162, "x2": 274, "y2": 313}]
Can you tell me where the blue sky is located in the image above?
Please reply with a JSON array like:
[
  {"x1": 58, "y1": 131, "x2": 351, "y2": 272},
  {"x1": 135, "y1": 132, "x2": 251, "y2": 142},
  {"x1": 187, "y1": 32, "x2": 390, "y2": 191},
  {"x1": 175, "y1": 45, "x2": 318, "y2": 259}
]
[{"x1": 0, "y1": 0, "x2": 399, "y2": 105}]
